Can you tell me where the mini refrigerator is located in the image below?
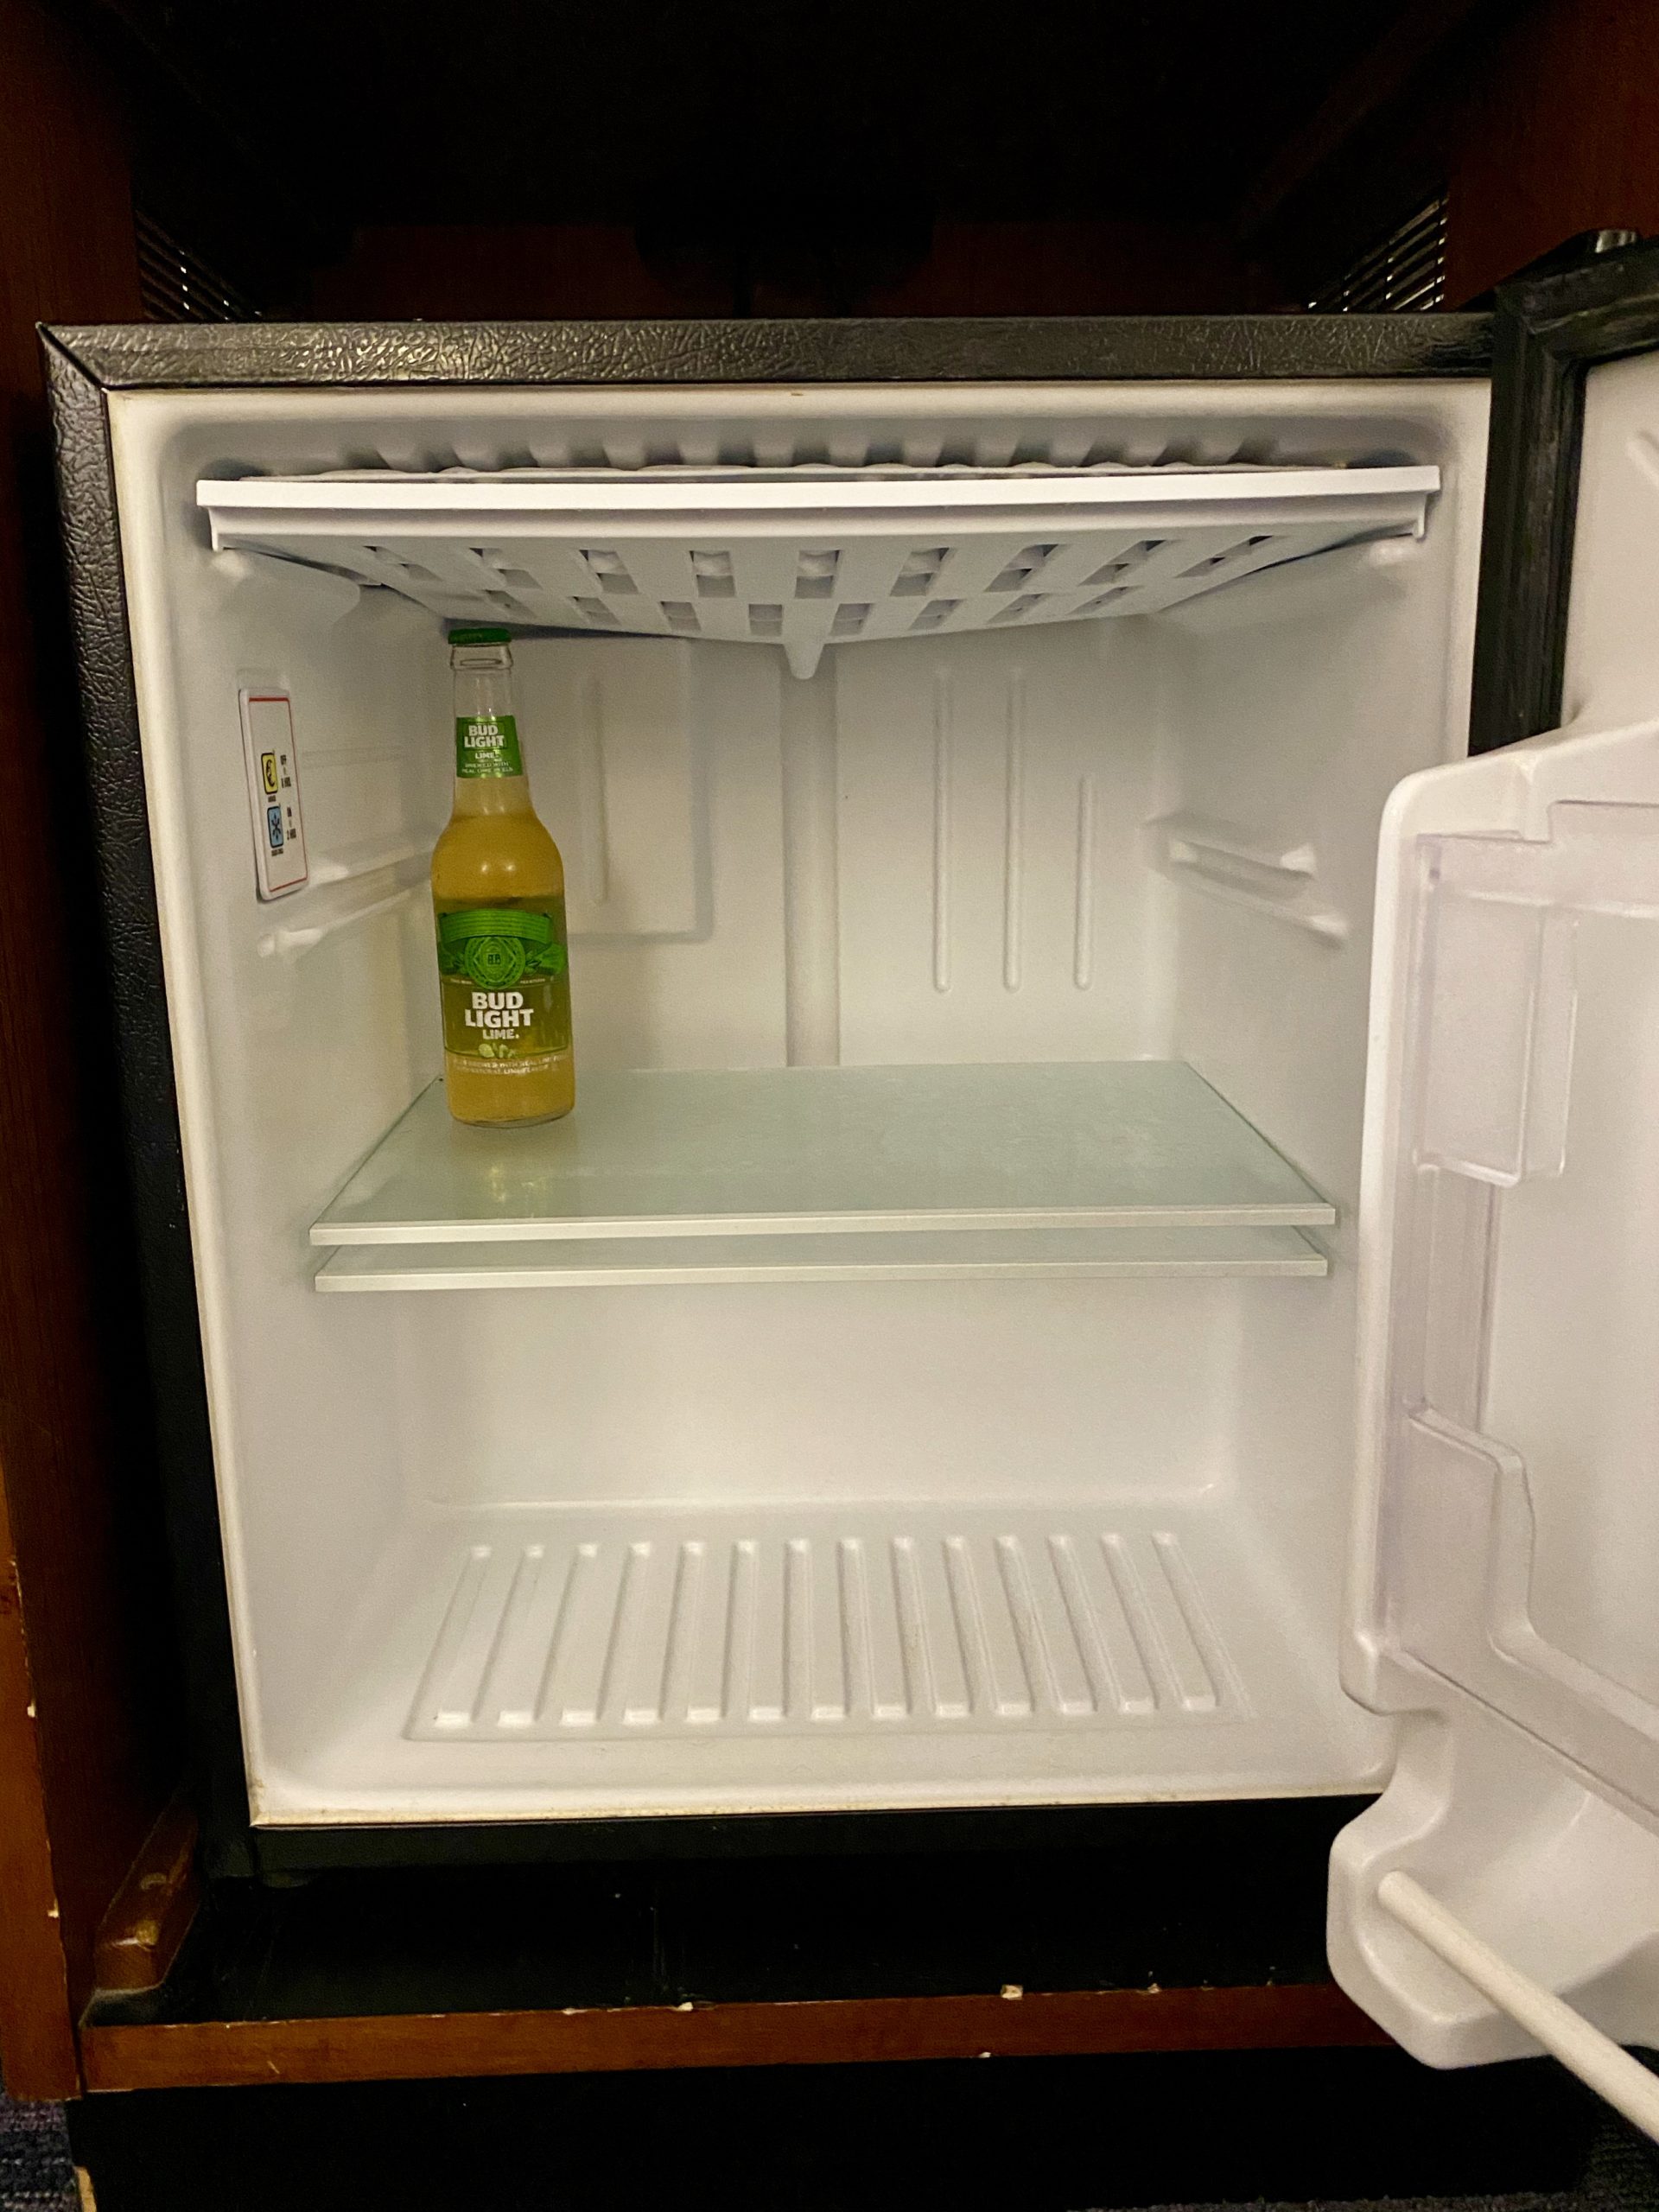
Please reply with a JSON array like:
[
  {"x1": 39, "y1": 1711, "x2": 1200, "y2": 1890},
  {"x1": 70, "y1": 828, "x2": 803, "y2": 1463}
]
[{"x1": 43, "y1": 245, "x2": 1659, "y2": 2130}]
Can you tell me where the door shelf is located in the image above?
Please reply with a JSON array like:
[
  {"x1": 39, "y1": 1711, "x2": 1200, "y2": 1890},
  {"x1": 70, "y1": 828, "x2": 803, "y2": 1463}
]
[
  {"x1": 199, "y1": 461, "x2": 1438, "y2": 678},
  {"x1": 311, "y1": 1061, "x2": 1335, "y2": 1274}
]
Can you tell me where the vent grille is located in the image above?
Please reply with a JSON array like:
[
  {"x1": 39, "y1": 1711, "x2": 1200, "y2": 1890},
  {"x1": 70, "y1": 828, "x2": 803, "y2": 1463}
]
[
  {"x1": 1309, "y1": 194, "x2": 1448, "y2": 314},
  {"x1": 136, "y1": 210, "x2": 260, "y2": 323}
]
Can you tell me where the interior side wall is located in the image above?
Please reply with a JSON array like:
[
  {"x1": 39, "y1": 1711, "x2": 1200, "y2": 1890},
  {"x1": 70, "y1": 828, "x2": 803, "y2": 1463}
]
[
  {"x1": 112, "y1": 401, "x2": 457, "y2": 1789},
  {"x1": 1163, "y1": 542, "x2": 1461, "y2": 1211},
  {"x1": 1160, "y1": 383, "x2": 1489, "y2": 1661}
]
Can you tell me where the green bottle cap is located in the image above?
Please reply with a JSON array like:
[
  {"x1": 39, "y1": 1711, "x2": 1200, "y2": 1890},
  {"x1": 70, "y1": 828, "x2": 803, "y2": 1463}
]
[{"x1": 448, "y1": 626, "x2": 512, "y2": 645}]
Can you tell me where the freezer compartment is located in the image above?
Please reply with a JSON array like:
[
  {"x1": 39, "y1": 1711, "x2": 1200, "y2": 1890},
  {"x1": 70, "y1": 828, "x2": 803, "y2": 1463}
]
[{"x1": 105, "y1": 378, "x2": 1488, "y2": 1828}]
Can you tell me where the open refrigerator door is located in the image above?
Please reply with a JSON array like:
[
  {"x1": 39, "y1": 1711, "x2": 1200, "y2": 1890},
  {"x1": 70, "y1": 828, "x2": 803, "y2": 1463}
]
[{"x1": 1332, "y1": 334, "x2": 1659, "y2": 2138}]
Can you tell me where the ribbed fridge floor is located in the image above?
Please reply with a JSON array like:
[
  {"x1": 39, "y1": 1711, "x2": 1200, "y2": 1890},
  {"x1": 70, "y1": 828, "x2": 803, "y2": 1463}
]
[
  {"x1": 407, "y1": 1510, "x2": 1243, "y2": 1741},
  {"x1": 257, "y1": 1498, "x2": 1389, "y2": 1824}
]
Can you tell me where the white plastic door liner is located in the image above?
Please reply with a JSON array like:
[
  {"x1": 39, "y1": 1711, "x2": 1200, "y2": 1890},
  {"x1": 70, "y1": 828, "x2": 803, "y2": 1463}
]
[{"x1": 1332, "y1": 715, "x2": 1659, "y2": 2133}]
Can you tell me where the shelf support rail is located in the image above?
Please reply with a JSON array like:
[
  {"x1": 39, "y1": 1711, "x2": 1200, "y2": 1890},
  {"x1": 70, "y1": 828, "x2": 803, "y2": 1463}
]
[
  {"x1": 256, "y1": 882, "x2": 419, "y2": 961},
  {"x1": 1377, "y1": 1871, "x2": 1659, "y2": 2141}
]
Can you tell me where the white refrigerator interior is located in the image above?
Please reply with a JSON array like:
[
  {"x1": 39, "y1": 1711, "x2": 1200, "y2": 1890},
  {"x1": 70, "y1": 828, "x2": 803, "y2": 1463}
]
[{"x1": 112, "y1": 379, "x2": 1493, "y2": 1827}]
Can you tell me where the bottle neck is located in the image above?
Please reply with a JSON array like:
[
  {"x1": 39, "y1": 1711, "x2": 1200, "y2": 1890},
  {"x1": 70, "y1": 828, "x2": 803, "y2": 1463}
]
[
  {"x1": 454, "y1": 664, "x2": 514, "y2": 726},
  {"x1": 450, "y1": 772, "x2": 531, "y2": 817},
  {"x1": 453, "y1": 660, "x2": 527, "y2": 795}
]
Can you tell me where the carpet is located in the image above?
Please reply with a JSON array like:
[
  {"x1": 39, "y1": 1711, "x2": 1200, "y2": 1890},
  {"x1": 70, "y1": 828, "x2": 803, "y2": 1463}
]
[{"x1": 0, "y1": 2099, "x2": 73, "y2": 2211}]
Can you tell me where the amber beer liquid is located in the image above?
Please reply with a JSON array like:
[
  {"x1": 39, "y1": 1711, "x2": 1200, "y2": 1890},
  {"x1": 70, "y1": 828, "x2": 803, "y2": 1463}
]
[{"x1": 431, "y1": 628, "x2": 575, "y2": 1126}]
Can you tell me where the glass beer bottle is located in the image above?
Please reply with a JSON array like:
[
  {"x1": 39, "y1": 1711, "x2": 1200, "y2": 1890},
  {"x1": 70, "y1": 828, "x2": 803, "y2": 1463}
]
[{"x1": 431, "y1": 627, "x2": 575, "y2": 1126}]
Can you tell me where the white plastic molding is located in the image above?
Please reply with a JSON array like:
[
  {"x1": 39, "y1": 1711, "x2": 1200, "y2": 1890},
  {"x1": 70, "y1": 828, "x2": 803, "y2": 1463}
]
[
  {"x1": 256, "y1": 880, "x2": 420, "y2": 962},
  {"x1": 315, "y1": 1224, "x2": 1329, "y2": 1292},
  {"x1": 1379, "y1": 1873, "x2": 1659, "y2": 2142},
  {"x1": 200, "y1": 461, "x2": 1440, "y2": 679},
  {"x1": 403, "y1": 1509, "x2": 1243, "y2": 1741},
  {"x1": 1143, "y1": 811, "x2": 1350, "y2": 944}
]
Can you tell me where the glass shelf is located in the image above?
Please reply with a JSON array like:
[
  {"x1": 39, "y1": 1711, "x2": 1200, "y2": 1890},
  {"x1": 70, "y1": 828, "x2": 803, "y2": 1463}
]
[
  {"x1": 316, "y1": 1222, "x2": 1327, "y2": 1291},
  {"x1": 312, "y1": 1061, "x2": 1334, "y2": 1277}
]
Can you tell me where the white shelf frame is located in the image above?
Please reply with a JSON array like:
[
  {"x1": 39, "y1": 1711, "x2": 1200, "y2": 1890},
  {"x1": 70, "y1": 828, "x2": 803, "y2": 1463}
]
[
  {"x1": 310, "y1": 1062, "x2": 1336, "y2": 1287},
  {"x1": 200, "y1": 462, "x2": 1439, "y2": 678},
  {"x1": 316, "y1": 1224, "x2": 1329, "y2": 1292}
]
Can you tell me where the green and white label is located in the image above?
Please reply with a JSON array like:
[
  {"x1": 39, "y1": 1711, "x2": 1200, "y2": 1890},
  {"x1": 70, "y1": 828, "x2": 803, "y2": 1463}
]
[
  {"x1": 435, "y1": 898, "x2": 570, "y2": 1063},
  {"x1": 454, "y1": 712, "x2": 524, "y2": 779}
]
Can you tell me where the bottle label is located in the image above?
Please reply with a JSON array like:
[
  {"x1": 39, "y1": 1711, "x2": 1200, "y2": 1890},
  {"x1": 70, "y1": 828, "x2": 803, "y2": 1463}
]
[
  {"x1": 454, "y1": 713, "x2": 524, "y2": 779},
  {"x1": 435, "y1": 899, "x2": 571, "y2": 1065}
]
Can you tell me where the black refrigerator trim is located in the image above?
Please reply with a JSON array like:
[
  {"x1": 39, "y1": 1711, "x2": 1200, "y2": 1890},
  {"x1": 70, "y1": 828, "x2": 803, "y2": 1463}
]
[
  {"x1": 86, "y1": 1799, "x2": 1374, "y2": 2029},
  {"x1": 46, "y1": 313, "x2": 1492, "y2": 389},
  {"x1": 41, "y1": 334, "x2": 257, "y2": 1872},
  {"x1": 43, "y1": 312, "x2": 1491, "y2": 1882},
  {"x1": 1469, "y1": 235, "x2": 1659, "y2": 753}
]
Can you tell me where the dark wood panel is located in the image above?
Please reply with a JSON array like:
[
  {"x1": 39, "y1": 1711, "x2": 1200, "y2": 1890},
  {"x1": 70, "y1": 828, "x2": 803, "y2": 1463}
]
[
  {"x1": 0, "y1": 0, "x2": 182, "y2": 2095},
  {"x1": 308, "y1": 223, "x2": 694, "y2": 317},
  {"x1": 92, "y1": 1801, "x2": 200, "y2": 1997},
  {"x1": 0, "y1": 1472, "x2": 77, "y2": 2097},
  {"x1": 80, "y1": 1980, "x2": 1388, "y2": 2091},
  {"x1": 309, "y1": 218, "x2": 1283, "y2": 319},
  {"x1": 867, "y1": 222, "x2": 1284, "y2": 315},
  {"x1": 76, "y1": 1808, "x2": 1389, "y2": 2094},
  {"x1": 1243, "y1": 0, "x2": 1659, "y2": 308},
  {"x1": 87, "y1": 1803, "x2": 1370, "y2": 2029},
  {"x1": 1446, "y1": 0, "x2": 1659, "y2": 302},
  {"x1": 1232, "y1": 0, "x2": 1497, "y2": 244}
]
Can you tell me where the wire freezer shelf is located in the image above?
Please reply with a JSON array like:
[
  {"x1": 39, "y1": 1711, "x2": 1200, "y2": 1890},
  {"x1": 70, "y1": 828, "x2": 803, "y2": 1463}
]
[{"x1": 200, "y1": 461, "x2": 1439, "y2": 677}]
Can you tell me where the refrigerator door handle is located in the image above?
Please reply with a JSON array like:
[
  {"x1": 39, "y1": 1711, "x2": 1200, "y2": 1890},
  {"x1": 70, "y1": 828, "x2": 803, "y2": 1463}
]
[{"x1": 1377, "y1": 1872, "x2": 1659, "y2": 2141}]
